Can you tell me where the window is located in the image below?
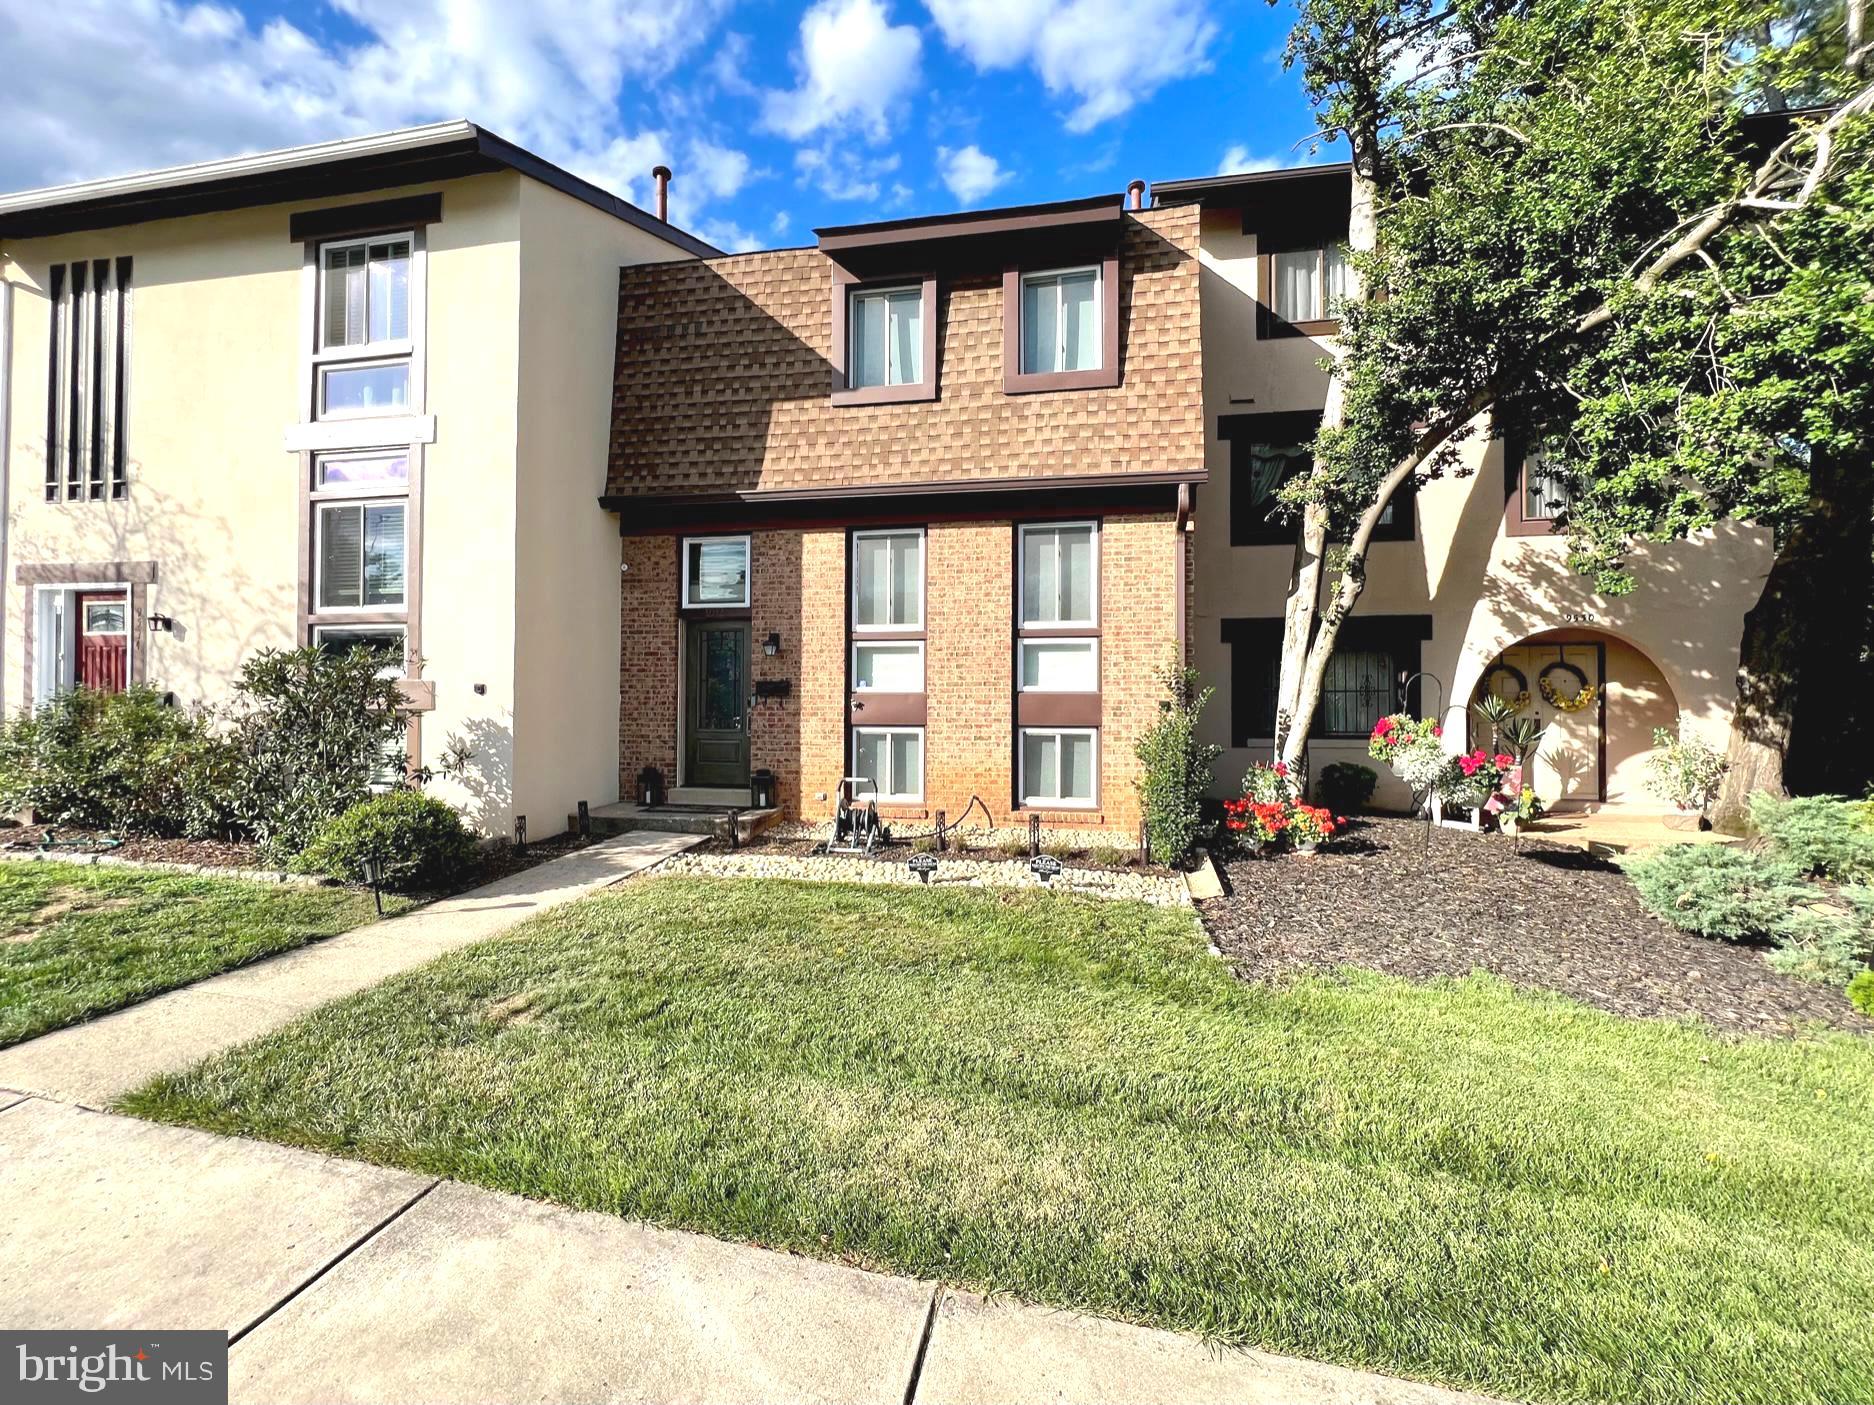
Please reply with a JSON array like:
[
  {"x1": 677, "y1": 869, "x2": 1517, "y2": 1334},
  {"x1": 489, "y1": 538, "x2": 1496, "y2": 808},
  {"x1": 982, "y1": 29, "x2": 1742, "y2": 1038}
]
[
  {"x1": 313, "y1": 232, "x2": 416, "y2": 422},
  {"x1": 1224, "y1": 413, "x2": 1412, "y2": 546},
  {"x1": 44, "y1": 257, "x2": 131, "y2": 502},
  {"x1": 682, "y1": 535, "x2": 750, "y2": 608},
  {"x1": 1020, "y1": 522, "x2": 1097, "y2": 626},
  {"x1": 1271, "y1": 244, "x2": 1351, "y2": 325},
  {"x1": 1020, "y1": 728, "x2": 1097, "y2": 807},
  {"x1": 319, "y1": 236, "x2": 411, "y2": 352},
  {"x1": 312, "y1": 623, "x2": 407, "y2": 668},
  {"x1": 852, "y1": 530, "x2": 923, "y2": 629},
  {"x1": 854, "y1": 727, "x2": 923, "y2": 803},
  {"x1": 1021, "y1": 268, "x2": 1101, "y2": 375},
  {"x1": 1320, "y1": 648, "x2": 1397, "y2": 737},
  {"x1": 853, "y1": 641, "x2": 924, "y2": 691},
  {"x1": 1524, "y1": 451, "x2": 1572, "y2": 522},
  {"x1": 315, "y1": 450, "x2": 409, "y2": 492},
  {"x1": 1020, "y1": 639, "x2": 1098, "y2": 692},
  {"x1": 316, "y1": 501, "x2": 406, "y2": 610},
  {"x1": 83, "y1": 600, "x2": 127, "y2": 635},
  {"x1": 848, "y1": 287, "x2": 923, "y2": 389}
]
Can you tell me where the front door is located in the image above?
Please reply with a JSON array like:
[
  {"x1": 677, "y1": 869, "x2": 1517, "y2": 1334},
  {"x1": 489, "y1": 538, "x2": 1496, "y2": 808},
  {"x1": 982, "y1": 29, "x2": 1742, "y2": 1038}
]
[
  {"x1": 683, "y1": 620, "x2": 750, "y2": 789},
  {"x1": 1484, "y1": 642, "x2": 1604, "y2": 804},
  {"x1": 75, "y1": 592, "x2": 129, "y2": 693}
]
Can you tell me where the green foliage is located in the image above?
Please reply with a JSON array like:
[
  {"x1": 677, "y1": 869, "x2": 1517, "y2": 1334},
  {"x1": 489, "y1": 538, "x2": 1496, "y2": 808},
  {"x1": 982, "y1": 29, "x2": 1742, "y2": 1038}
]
[
  {"x1": 1134, "y1": 661, "x2": 1224, "y2": 867},
  {"x1": 1767, "y1": 902, "x2": 1871, "y2": 986},
  {"x1": 1088, "y1": 844, "x2": 1129, "y2": 868},
  {"x1": 0, "y1": 687, "x2": 239, "y2": 838},
  {"x1": 1042, "y1": 839, "x2": 1081, "y2": 860},
  {"x1": 1749, "y1": 793, "x2": 1874, "y2": 880},
  {"x1": 997, "y1": 834, "x2": 1031, "y2": 859},
  {"x1": 1848, "y1": 968, "x2": 1874, "y2": 1017},
  {"x1": 224, "y1": 646, "x2": 410, "y2": 860},
  {"x1": 1317, "y1": 762, "x2": 1379, "y2": 815},
  {"x1": 910, "y1": 834, "x2": 938, "y2": 854},
  {"x1": 1625, "y1": 844, "x2": 1811, "y2": 940},
  {"x1": 293, "y1": 790, "x2": 477, "y2": 893},
  {"x1": 1643, "y1": 726, "x2": 1728, "y2": 813}
]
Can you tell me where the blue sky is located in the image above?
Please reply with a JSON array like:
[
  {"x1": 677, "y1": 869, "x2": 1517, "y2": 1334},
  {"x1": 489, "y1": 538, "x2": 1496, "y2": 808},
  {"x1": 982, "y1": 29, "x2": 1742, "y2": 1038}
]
[{"x1": 0, "y1": 0, "x2": 1331, "y2": 252}]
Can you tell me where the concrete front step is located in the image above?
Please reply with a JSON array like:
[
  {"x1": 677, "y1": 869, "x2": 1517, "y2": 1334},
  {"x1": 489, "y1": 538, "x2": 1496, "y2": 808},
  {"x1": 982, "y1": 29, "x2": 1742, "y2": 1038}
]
[{"x1": 585, "y1": 802, "x2": 779, "y2": 846}]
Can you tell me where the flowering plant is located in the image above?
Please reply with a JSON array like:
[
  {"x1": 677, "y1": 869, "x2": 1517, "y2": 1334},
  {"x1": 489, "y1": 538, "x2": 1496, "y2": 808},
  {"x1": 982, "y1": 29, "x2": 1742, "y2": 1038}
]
[
  {"x1": 1443, "y1": 748, "x2": 1517, "y2": 809},
  {"x1": 1223, "y1": 797, "x2": 1294, "y2": 846},
  {"x1": 1241, "y1": 759, "x2": 1297, "y2": 804},
  {"x1": 1287, "y1": 803, "x2": 1338, "y2": 847},
  {"x1": 1368, "y1": 713, "x2": 1441, "y2": 763}
]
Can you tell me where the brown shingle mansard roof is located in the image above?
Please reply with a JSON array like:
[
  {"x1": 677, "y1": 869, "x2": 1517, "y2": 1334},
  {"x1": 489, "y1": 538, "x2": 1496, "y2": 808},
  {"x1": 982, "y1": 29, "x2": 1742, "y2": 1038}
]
[{"x1": 604, "y1": 202, "x2": 1203, "y2": 501}]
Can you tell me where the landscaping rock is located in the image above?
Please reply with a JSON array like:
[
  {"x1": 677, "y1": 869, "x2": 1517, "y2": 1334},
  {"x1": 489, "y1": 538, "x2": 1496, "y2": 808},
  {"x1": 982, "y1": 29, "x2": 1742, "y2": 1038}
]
[{"x1": 661, "y1": 849, "x2": 1188, "y2": 907}]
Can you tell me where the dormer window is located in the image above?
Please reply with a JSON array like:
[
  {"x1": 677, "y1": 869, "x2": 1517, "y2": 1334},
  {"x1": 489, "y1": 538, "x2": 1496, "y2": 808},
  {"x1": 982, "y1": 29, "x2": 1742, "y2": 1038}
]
[
  {"x1": 849, "y1": 286, "x2": 924, "y2": 388},
  {"x1": 1020, "y1": 267, "x2": 1101, "y2": 374}
]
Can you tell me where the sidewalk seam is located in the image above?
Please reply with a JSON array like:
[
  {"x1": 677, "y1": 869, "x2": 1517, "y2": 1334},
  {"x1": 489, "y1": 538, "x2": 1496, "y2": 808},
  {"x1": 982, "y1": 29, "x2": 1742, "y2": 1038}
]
[
  {"x1": 228, "y1": 1176, "x2": 442, "y2": 1348},
  {"x1": 0, "y1": 1092, "x2": 30, "y2": 1115},
  {"x1": 900, "y1": 1284, "x2": 941, "y2": 1405}
]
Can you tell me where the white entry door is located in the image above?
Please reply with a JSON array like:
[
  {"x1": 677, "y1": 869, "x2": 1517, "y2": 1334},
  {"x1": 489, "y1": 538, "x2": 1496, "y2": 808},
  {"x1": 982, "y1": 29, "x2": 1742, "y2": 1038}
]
[{"x1": 1482, "y1": 643, "x2": 1604, "y2": 804}]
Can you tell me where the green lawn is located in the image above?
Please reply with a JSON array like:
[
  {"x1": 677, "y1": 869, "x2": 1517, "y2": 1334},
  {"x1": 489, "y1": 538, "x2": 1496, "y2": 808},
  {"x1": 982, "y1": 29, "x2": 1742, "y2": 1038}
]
[
  {"x1": 0, "y1": 861, "x2": 410, "y2": 1046},
  {"x1": 123, "y1": 877, "x2": 1873, "y2": 1405}
]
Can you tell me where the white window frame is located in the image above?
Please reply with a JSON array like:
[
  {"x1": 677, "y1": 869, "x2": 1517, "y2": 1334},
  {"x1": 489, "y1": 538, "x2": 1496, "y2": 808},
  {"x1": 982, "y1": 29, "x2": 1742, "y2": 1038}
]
[
  {"x1": 852, "y1": 726, "x2": 925, "y2": 805},
  {"x1": 680, "y1": 534, "x2": 752, "y2": 609},
  {"x1": 1020, "y1": 265, "x2": 1103, "y2": 375},
  {"x1": 311, "y1": 622, "x2": 409, "y2": 670},
  {"x1": 850, "y1": 527, "x2": 925, "y2": 632},
  {"x1": 313, "y1": 498, "x2": 409, "y2": 615},
  {"x1": 846, "y1": 285, "x2": 923, "y2": 389},
  {"x1": 317, "y1": 357, "x2": 415, "y2": 421},
  {"x1": 1018, "y1": 637, "x2": 1099, "y2": 693},
  {"x1": 851, "y1": 639, "x2": 926, "y2": 692},
  {"x1": 1018, "y1": 520, "x2": 1099, "y2": 628},
  {"x1": 1019, "y1": 727, "x2": 1098, "y2": 809},
  {"x1": 32, "y1": 584, "x2": 133, "y2": 706},
  {"x1": 311, "y1": 449, "x2": 410, "y2": 499},
  {"x1": 314, "y1": 232, "x2": 415, "y2": 360}
]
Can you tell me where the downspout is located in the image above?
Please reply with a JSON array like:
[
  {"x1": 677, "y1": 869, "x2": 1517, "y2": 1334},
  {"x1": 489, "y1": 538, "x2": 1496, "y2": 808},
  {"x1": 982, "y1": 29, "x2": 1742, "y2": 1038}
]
[
  {"x1": 1175, "y1": 481, "x2": 1192, "y2": 662},
  {"x1": 0, "y1": 275, "x2": 11, "y2": 717}
]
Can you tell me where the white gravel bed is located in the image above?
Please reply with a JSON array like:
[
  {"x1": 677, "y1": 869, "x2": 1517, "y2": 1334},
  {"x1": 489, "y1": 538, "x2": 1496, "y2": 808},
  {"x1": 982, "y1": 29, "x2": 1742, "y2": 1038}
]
[{"x1": 657, "y1": 849, "x2": 1189, "y2": 907}]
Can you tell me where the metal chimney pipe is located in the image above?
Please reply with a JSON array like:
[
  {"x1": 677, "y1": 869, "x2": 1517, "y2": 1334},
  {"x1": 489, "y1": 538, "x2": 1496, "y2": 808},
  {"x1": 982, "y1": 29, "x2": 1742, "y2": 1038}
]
[
  {"x1": 1126, "y1": 179, "x2": 1146, "y2": 210},
  {"x1": 652, "y1": 165, "x2": 672, "y2": 222}
]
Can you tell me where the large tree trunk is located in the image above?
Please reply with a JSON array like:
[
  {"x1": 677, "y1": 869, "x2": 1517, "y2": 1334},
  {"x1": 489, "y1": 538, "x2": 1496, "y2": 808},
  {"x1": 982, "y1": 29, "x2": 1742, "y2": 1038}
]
[{"x1": 1711, "y1": 449, "x2": 1874, "y2": 828}]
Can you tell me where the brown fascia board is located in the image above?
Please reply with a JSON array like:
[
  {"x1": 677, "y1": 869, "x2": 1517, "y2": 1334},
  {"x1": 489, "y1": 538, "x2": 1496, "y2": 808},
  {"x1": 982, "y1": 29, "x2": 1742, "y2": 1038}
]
[
  {"x1": 815, "y1": 193, "x2": 1124, "y2": 252},
  {"x1": 1152, "y1": 163, "x2": 1352, "y2": 205},
  {"x1": 0, "y1": 125, "x2": 720, "y2": 256}
]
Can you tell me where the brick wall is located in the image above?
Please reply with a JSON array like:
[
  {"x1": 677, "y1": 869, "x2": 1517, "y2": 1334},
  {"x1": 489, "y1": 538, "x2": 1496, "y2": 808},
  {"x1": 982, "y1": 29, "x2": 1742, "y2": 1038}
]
[{"x1": 619, "y1": 514, "x2": 1176, "y2": 833}]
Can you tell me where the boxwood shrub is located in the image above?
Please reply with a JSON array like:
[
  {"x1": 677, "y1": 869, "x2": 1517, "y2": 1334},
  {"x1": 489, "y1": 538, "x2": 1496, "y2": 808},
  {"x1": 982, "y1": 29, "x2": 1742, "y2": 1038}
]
[
  {"x1": 1316, "y1": 762, "x2": 1379, "y2": 816},
  {"x1": 293, "y1": 790, "x2": 477, "y2": 893}
]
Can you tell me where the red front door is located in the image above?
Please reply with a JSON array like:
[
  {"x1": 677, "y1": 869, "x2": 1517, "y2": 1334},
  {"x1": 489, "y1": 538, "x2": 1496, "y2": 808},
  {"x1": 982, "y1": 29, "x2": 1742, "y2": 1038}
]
[{"x1": 76, "y1": 592, "x2": 128, "y2": 693}]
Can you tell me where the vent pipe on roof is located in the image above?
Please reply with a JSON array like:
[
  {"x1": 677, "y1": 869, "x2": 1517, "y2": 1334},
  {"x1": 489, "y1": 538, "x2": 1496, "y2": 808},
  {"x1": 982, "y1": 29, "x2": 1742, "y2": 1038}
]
[
  {"x1": 1126, "y1": 179, "x2": 1146, "y2": 210},
  {"x1": 652, "y1": 165, "x2": 672, "y2": 222}
]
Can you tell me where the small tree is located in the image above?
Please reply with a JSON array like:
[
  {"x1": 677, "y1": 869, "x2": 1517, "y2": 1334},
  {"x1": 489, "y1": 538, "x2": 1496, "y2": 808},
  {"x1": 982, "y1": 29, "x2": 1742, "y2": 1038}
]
[
  {"x1": 225, "y1": 645, "x2": 409, "y2": 859},
  {"x1": 1135, "y1": 661, "x2": 1224, "y2": 866}
]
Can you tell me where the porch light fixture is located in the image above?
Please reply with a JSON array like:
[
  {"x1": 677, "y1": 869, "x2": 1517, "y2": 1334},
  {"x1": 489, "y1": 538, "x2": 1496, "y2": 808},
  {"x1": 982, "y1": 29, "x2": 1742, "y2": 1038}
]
[
  {"x1": 147, "y1": 612, "x2": 174, "y2": 633},
  {"x1": 763, "y1": 631, "x2": 782, "y2": 656}
]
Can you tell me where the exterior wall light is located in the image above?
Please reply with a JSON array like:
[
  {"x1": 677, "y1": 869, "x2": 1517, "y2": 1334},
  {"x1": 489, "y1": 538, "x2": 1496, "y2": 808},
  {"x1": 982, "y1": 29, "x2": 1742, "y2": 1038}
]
[
  {"x1": 147, "y1": 613, "x2": 174, "y2": 633},
  {"x1": 763, "y1": 631, "x2": 782, "y2": 656}
]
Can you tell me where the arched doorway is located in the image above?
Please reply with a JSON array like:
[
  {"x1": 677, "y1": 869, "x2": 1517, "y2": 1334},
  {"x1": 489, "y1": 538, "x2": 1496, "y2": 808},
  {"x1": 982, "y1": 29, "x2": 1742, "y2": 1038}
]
[{"x1": 1472, "y1": 630, "x2": 1680, "y2": 808}]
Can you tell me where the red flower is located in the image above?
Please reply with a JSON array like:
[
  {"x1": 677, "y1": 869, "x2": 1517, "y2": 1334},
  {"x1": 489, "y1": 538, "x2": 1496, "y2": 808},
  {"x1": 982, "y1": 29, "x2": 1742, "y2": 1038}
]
[
  {"x1": 1431, "y1": 724, "x2": 1443, "y2": 737},
  {"x1": 1493, "y1": 753, "x2": 1515, "y2": 769},
  {"x1": 1273, "y1": 762, "x2": 1289, "y2": 776}
]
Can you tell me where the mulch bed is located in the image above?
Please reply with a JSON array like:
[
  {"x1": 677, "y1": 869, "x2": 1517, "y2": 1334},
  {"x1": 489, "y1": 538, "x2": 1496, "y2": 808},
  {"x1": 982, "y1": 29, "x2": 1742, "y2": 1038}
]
[{"x1": 1201, "y1": 816, "x2": 1869, "y2": 1038}]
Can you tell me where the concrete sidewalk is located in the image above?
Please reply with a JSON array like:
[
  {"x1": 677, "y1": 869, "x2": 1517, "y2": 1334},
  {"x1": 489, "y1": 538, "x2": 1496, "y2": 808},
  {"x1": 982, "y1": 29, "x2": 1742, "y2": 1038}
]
[
  {"x1": 0, "y1": 1097, "x2": 1491, "y2": 1405},
  {"x1": 0, "y1": 830, "x2": 699, "y2": 1107}
]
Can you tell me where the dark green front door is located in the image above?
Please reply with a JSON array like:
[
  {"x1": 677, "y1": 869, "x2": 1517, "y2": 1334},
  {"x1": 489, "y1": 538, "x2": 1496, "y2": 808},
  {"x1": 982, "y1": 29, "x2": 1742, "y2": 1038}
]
[{"x1": 684, "y1": 620, "x2": 750, "y2": 789}]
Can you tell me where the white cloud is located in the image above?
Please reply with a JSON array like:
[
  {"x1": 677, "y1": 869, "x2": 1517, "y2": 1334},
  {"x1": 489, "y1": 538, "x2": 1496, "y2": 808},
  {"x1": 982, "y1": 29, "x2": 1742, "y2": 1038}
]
[
  {"x1": 924, "y1": 0, "x2": 1216, "y2": 131},
  {"x1": 688, "y1": 139, "x2": 755, "y2": 199},
  {"x1": 937, "y1": 144, "x2": 1010, "y2": 204},
  {"x1": 794, "y1": 144, "x2": 903, "y2": 202},
  {"x1": 761, "y1": 0, "x2": 923, "y2": 142},
  {"x1": 771, "y1": 210, "x2": 794, "y2": 236},
  {"x1": 0, "y1": 0, "x2": 748, "y2": 224},
  {"x1": 695, "y1": 217, "x2": 762, "y2": 254},
  {"x1": 1216, "y1": 144, "x2": 1282, "y2": 176}
]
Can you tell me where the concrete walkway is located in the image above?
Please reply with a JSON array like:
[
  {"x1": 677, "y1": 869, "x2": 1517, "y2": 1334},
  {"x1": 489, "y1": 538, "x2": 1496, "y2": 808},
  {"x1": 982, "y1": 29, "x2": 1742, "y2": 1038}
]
[
  {"x1": 0, "y1": 1096, "x2": 1494, "y2": 1405},
  {"x1": 0, "y1": 830, "x2": 699, "y2": 1107}
]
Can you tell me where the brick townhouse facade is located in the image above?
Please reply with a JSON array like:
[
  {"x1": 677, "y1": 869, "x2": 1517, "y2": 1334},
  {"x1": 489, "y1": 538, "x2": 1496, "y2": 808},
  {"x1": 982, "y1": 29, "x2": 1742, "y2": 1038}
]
[{"x1": 605, "y1": 195, "x2": 1204, "y2": 833}]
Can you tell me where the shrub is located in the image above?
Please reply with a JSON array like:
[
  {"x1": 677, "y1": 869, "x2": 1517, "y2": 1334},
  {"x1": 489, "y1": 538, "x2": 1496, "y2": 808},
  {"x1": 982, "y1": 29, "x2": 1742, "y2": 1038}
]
[
  {"x1": 1135, "y1": 662, "x2": 1223, "y2": 868},
  {"x1": 997, "y1": 834, "x2": 1031, "y2": 859},
  {"x1": 224, "y1": 645, "x2": 410, "y2": 860},
  {"x1": 1088, "y1": 844, "x2": 1128, "y2": 868},
  {"x1": 1643, "y1": 725, "x2": 1727, "y2": 813},
  {"x1": 0, "y1": 687, "x2": 240, "y2": 837},
  {"x1": 910, "y1": 834, "x2": 938, "y2": 854},
  {"x1": 1848, "y1": 968, "x2": 1874, "y2": 1017},
  {"x1": 1766, "y1": 907, "x2": 1868, "y2": 985},
  {"x1": 1317, "y1": 762, "x2": 1378, "y2": 816},
  {"x1": 1625, "y1": 844, "x2": 1811, "y2": 941},
  {"x1": 293, "y1": 790, "x2": 477, "y2": 892},
  {"x1": 1748, "y1": 793, "x2": 1874, "y2": 881}
]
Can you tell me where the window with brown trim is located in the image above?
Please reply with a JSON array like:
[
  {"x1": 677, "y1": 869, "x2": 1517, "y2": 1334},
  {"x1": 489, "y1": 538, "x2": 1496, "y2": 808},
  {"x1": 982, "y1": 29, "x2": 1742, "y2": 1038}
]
[
  {"x1": 849, "y1": 528, "x2": 927, "y2": 764},
  {"x1": 1505, "y1": 440, "x2": 1572, "y2": 536},
  {"x1": 1256, "y1": 242, "x2": 1348, "y2": 339},
  {"x1": 830, "y1": 268, "x2": 938, "y2": 405},
  {"x1": 1015, "y1": 520, "x2": 1100, "y2": 807},
  {"x1": 45, "y1": 257, "x2": 131, "y2": 502},
  {"x1": 1002, "y1": 253, "x2": 1121, "y2": 394},
  {"x1": 1221, "y1": 614, "x2": 1431, "y2": 744}
]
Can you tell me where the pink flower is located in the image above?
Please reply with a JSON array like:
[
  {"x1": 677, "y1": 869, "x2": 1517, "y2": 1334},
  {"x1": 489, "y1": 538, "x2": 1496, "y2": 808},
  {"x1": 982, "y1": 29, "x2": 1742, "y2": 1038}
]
[
  {"x1": 1494, "y1": 753, "x2": 1515, "y2": 769},
  {"x1": 1432, "y1": 724, "x2": 1443, "y2": 737},
  {"x1": 1273, "y1": 762, "x2": 1289, "y2": 776}
]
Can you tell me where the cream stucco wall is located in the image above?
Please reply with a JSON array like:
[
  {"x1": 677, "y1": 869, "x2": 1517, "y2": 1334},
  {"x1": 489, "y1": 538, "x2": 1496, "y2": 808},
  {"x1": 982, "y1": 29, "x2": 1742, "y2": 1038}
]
[
  {"x1": 1188, "y1": 207, "x2": 1774, "y2": 810},
  {"x1": 510, "y1": 178, "x2": 695, "y2": 835}
]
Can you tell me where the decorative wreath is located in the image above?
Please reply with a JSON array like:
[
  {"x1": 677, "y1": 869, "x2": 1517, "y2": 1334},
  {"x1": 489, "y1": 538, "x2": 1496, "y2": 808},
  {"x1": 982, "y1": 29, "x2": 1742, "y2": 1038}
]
[
  {"x1": 1538, "y1": 661, "x2": 1599, "y2": 713},
  {"x1": 1479, "y1": 664, "x2": 1531, "y2": 714}
]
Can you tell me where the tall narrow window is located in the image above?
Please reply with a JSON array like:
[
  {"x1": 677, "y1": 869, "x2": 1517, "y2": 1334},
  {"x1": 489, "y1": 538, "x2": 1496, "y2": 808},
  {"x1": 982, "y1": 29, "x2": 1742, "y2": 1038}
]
[
  {"x1": 848, "y1": 287, "x2": 923, "y2": 388},
  {"x1": 849, "y1": 528, "x2": 927, "y2": 793},
  {"x1": 1016, "y1": 521, "x2": 1101, "y2": 809},
  {"x1": 1021, "y1": 268, "x2": 1101, "y2": 374},
  {"x1": 314, "y1": 232, "x2": 415, "y2": 421},
  {"x1": 44, "y1": 258, "x2": 131, "y2": 502}
]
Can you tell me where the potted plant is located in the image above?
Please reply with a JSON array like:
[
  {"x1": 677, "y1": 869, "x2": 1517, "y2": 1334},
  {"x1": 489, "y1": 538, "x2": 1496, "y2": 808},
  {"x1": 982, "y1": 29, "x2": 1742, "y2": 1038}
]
[
  {"x1": 1369, "y1": 713, "x2": 1452, "y2": 818},
  {"x1": 1288, "y1": 803, "x2": 1338, "y2": 854},
  {"x1": 1643, "y1": 723, "x2": 1727, "y2": 824}
]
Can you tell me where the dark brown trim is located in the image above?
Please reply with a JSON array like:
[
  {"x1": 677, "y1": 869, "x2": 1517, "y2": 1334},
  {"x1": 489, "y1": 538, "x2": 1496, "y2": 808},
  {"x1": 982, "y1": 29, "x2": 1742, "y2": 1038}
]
[
  {"x1": 289, "y1": 193, "x2": 443, "y2": 243},
  {"x1": 44, "y1": 263, "x2": 63, "y2": 503},
  {"x1": 1222, "y1": 411, "x2": 1413, "y2": 546},
  {"x1": 15, "y1": 560, "x2": 158, "y2": 586},
  {"x1": 1001, "y1": 255, "x2": 1121, "y2": 394},
  {"x1": 1175, "y1": 482, "x2": 1192, "y2": 660},
  {"x1": 1152, "y1": 163, "x2": 1353, "y2": 201},
  {"x1": 1011, "y1": 517, "x2": 1104, "y2": 812},
  {"x1": 817, "y1": 194, "x2": 1121, "y2": 250},
  {"x1": 1017, "y1": 693, "x2": 1101, "y2": 727},
  {"x1": 829, "y1": 267, "x2": 939, "y2": 405},
  {"x1": 1503, "y1": 433, "x2": 1562, "y2": 536},
  {"x1": 16, "y1": 561, "x2": 158, "y2": 702},
  {"x1": 66, "y1": 260, "x2": 84, "y2": 497},
  {"x1": 1221, "y1": 613, "x2": 1431, "y2": 744},
  {"x1": 88, "y1": 260, "x2": 106, "y2": 499},
  {"x1": 111, "y1": 257, "x2": 131, "y2": 499},
  {"x1": 1255, "y1": 250, "x2": 1340, "y2": 341},
  {"x1": 849, "y1": 693, "x2": 928, "y2": 726}
]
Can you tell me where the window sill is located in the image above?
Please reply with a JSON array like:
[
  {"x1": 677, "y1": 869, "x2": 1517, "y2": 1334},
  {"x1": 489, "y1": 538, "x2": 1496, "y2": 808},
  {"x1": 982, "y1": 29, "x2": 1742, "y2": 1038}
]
[
  {"x1": 830, "y1": 381, "x2": 938, "y2": 407},
  {"x1": 1258, "y1": 316, "x2": 1340, "y2": 340},
  {"x1": 1011, "y1": 808, "x2": 1106, "y2": 824},
  {"x1": 1003, "y1": 365, "x2": 1119, "y2": 395},
  {"x1": 284, "y1": 415, "x2": 435, "y2": 452}
]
